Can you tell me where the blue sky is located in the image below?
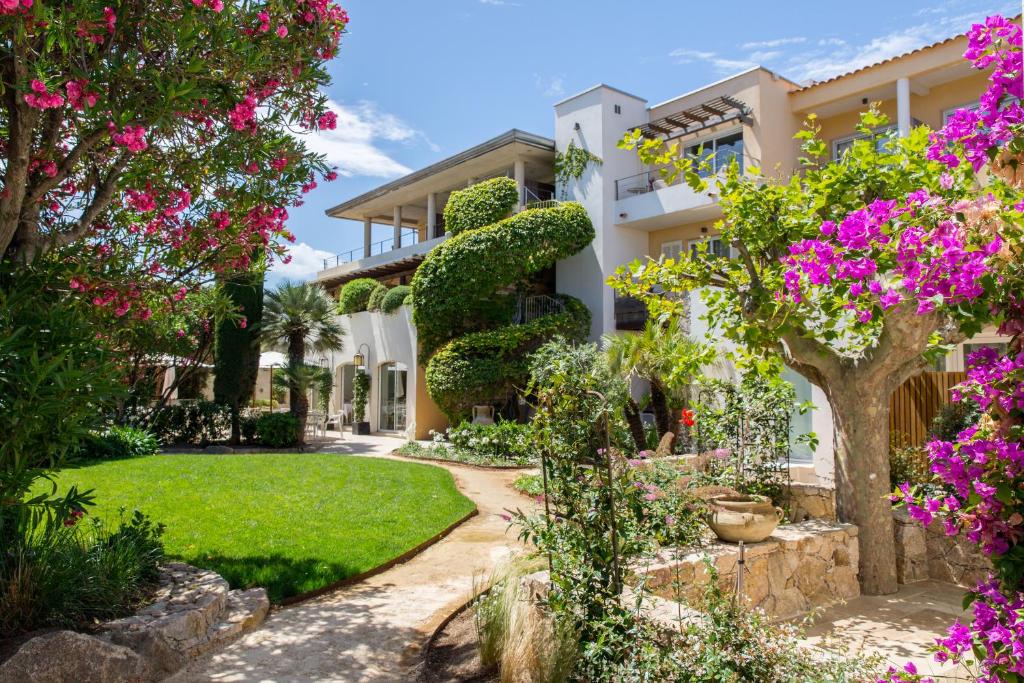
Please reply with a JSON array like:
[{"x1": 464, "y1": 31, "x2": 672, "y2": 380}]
[{"x1": 270, "y1": 0, "x2": 1019, "y2": 283}]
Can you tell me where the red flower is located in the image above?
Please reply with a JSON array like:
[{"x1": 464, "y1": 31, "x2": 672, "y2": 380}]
[{"x1": 680, "y1": 409, "x2": 695, "y2": 428}]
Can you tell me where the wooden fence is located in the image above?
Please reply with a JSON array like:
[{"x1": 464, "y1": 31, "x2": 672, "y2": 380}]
[{"x1": 889, "y1": 371, "x2": 966, "y2": 447}]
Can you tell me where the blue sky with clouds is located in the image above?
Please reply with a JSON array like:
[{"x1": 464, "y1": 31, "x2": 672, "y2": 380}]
[{"x1": 270, "y1": 0, "x2": 1019, "y2": 283}]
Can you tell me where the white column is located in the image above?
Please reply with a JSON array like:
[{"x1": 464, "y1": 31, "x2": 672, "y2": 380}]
[
  {"x1": 896, "y1": 77, "x2": 912, "y2": 138},
  {"x1": 362, "y1": 218, "x2": 372, "y2": 258},
  {"x1": 426, "y1": 193, "x2": 437, "y2": 239},
  {"x1": 513, "y1": 159, "x2": 526, "y2": 212},
  {"x1": 393, "y1": 206, "x2": 402, "y2": 250}
]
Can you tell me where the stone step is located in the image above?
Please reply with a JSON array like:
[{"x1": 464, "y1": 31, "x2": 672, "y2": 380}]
[{"x1": 183, "y1": 588, "x2": 270, "y2": 659}]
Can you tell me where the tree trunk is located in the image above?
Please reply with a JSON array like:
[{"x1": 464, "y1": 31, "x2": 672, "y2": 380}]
[
  {"x1": 828, "y1": 380, "x2": 898, "y2": 596},
  {"x1": 294, "y1": 393, "x2": 309, "y2": 447},
  {"x1": 623, "y1": 398, "x2": 647, "y2": 452},
  {"x1": 649, "y1": 381, "x2": 671, "y2": 438},
  {"x1": 229, "y1": 401, "x2": 241, "y2": 446},
  {"x1": 288, "y1": 334, "x2": 305, "y2": 418}
]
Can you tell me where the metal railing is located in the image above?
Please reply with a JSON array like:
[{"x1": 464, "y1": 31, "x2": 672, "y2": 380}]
[
  {"x1": 615, "y1": 154, "x2": 745, "y2": 201},
  {"x1": 523, "y1": 186, "x2": 557, "y2": 209},
  {"x1": 321, "y1": 228, "x2": 420, "y2": 270},
  {"x1": 513, "y1": 294, "x2": 565, "y2": 325}
]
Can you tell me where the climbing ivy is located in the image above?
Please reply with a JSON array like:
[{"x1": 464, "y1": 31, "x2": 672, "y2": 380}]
[
  {"x1": 442, "y1": 177, "x2": 520, "y2": 235},
  {"x1": 412, "y1": 180, "x2": 596, "y2": 421},
  {"x1": 353, "y1": 370, "x2": 370, "y2": 423},
  {"x1": 554, "y1": 140, "x2": 602, "y2": 187}
]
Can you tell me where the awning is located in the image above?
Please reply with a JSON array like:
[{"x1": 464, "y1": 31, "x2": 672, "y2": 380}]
[
  {"x1": 317, "y1": 254, "x2": 426, "y2": 290},
  {"x1": 633, "y1": 95, "x2": 752, "y2": 140}
]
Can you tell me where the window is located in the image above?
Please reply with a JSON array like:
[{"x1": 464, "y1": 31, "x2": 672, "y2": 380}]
[
  {"x1": 685, "y1": 130, "x2": 744, "y2": 177},
  {"x1": 378, "y1": 362, "x2": 408, "y2": 432},
  {"x1": 614, "y1": 104, "x2": 622, "y2": 115},
  {"x1": 832, "y1": 125, "x2": 898, "y2": 159},
  {"x1": 660, "y1": 240, "x2": 683, "y2": 261},
  {"x1": 943, "y1": 97, "x2": 1018, "y2": 124},
  {"x1": 688, "y1": 236, "x2": 730, "y2": 259}
]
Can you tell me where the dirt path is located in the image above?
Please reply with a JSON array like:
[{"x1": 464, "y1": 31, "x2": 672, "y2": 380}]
[{"x1": 170, "y1": 437, "x2": 536, "y2": 683}]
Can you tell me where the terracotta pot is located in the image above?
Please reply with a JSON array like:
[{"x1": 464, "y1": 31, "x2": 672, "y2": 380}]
[{"x1": 706, "y1": 494, "x2": 783, "y2": 544}]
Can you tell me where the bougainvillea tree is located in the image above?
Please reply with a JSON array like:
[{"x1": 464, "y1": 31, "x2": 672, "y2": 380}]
[{"x1": 613, "y1": 15, "x2": 1022, "y2": 595}]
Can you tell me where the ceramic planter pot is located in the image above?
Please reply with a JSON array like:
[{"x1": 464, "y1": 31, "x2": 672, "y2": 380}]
[
  {"x1": 353, "y1": 421, "x2": 371, "y2": 435},
  {"x1": 706, "y1": 494, "x2": 783, "y2": 544}
]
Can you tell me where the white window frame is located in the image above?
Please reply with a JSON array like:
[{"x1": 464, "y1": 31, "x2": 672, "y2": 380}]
[
  {"x1": 688, "y1": 236, "x2": 734, "y2": 259},
  {"x1": 683, "y1": 127, "x2": 744, "y2": 174},
  {"x1": 660, "y1": 239, "x2": 683, "y2": 261},
  {"x1": 943, "y1": 97, "x2": 1019, "y2": 124},
  {"x1": 832, "y1": 124, "x2": 898, "y2": 160}
]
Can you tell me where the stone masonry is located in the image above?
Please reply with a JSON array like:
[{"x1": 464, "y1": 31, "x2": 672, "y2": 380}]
[
  {"x1": 0, "y1": 563, "x2": 268, "y2": 683},
  {"x1": 642, "y1": 519, "x2": 860, "y2": 621},
  {"x1": 892, "y1": 508, "x2": 991, "y2": 588}
]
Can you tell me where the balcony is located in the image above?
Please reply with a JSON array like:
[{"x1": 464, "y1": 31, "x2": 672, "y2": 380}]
[
  {"x1": 321, "y1": 228, "x2": 422, "y2": 271},
  {"x1": 613, "y1": 170, "x2": 718, "y2": 231},
  {"x1": 316, "y1": 233, "x2": 447, "y2": 289}
]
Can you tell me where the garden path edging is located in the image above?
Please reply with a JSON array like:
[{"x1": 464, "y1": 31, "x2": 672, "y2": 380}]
[{"x1": 278, "y1": 506, "x2": 479, "y2": 606}]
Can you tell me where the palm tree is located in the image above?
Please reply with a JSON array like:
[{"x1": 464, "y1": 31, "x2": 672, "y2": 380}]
[
  {"x1": 604, "y1": 320, "x2": 709, "y2": 445},
  {"x1": 263, "y1": 282, "x2": 345, "y2": 435},
  {"x1": 272, "y1": 363, "x2": 332, "y2": 445}
]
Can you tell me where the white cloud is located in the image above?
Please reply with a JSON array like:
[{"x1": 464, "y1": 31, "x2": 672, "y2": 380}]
[
  {"x1": 269, "y1": 242, "x2": 335, "y2": 282},
  {"x1": 534, "y1": 73, "x2": 565, "y2": 98},
  {"x1": 669, "y1": 2, "x2": 1017, "y2": 83},
  {"x1": 290, "y1": 99, "x2": 438, "y2": 178},
  {"x1": 670, "y1": 48, "x2": 756, "y2": 73},
  {"x1": 740, "y1": 37, "x2": 806, "y2": 50}
]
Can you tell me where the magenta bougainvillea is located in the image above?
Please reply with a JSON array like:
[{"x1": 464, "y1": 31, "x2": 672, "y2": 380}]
[{"x1": 881, "y1": 15, "x2": 1024, "y2": 683}]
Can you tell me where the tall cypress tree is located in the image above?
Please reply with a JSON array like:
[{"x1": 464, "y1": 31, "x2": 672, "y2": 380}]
[{"x1": 214, "y1": 269, "x2": 264, "y2": 444}]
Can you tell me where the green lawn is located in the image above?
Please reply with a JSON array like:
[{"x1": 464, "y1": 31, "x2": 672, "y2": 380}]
[{"x1": 49, "y1": 454, "x2": 476, "y2": 602}]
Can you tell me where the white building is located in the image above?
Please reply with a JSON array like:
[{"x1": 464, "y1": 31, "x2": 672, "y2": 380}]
[{"x1": 312, "y1": 28, "x2": 1007, "y2": 484}]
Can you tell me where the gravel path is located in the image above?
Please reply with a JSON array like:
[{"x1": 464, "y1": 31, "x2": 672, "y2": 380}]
[{"x1": 170, "y1": 435, "x2": 536, "y2": 683}]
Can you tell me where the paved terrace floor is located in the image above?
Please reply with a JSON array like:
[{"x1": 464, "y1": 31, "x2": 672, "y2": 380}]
[{"x1": 170, "y1": 432, "x2": 969, "y2": 682}]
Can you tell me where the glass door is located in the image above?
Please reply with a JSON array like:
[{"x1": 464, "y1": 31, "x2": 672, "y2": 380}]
[{"x1": 378, "y1": 362, "x2": 408, "y2": 432}]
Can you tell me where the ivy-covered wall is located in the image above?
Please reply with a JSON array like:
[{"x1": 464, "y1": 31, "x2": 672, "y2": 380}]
[{"x1": 412, "y1": 179, "x2": 595, "y2": 420}]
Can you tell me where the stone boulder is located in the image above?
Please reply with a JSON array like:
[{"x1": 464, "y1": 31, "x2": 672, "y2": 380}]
[{"x1": 0, "y1": 631, "x2": 153, "y2": 683}]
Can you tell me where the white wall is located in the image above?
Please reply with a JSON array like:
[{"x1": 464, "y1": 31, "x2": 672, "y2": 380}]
[
  {"x1": 554, "y1": 86, "x2": 650, "y2": 340},
  {"x1": 327, "y1": 307, "x2": 419, "y2": 438}
]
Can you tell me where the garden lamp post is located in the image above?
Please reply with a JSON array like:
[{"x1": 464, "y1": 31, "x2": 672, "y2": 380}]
[{"x1": 352, "y1": 343, "x2": 370, "y2": 369}]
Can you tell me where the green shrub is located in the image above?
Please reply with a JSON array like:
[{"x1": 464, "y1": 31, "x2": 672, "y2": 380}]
[
  {"x1": 255, "y1": 413, "x2": 302, "y2": 448},
  {"x1": 366, "y1": 282, "x2": 388, "y2": 312},
  {"x1": 446, "y1": 421, "x2": 533, "y2": 463},
  {"x1": 889, "y1": 433, "x2": 935, "y2": 492},
  {"x1": 929, "y1": 400, "x2": 982, "y2": 442},
  {"x1": 513, "y1": 473, "x2": 544, "y2": 497},
  {"x1": 77, "y1": 426, "x2": 159, "y2": 460},
  {"x1": 425, "y1": 298, "x2": 590, "y2": 420},
  {"x1": 353, "y1": 370, "x2": 370, "y2": 423},
  {"x1": 412, "y1": 201, "x2": 595, "y2": 357},
  {"x1": 442, "y1": 176, "x2": 519, "y2": 235},
  {"x1": 381, "y1": 285, "x2": 411, "y2": 314},
  {"x1": 239, "y1": 410, "x2": 260, "y2": 444},
  {"x1": 338, "y1": 278, "x2": 380, "y2": 314},
  {"x1": 0, "y1": 509, "x2": 164, "y2": 638},
  {"x1": 147, "y1": 400, "x2": 230, "y2": 446}
]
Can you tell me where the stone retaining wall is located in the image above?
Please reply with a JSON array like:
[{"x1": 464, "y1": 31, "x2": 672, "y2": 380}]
[
  {"x1": 643, "y1": 519, "x2": 860, "y2": 620},
  {"x1": 0, "y1": 563, "x2": 268, "y2": 683},
  {"x1": 893, "y1": 508, "x2": 991, "y2": 587},
  {"x1": 783, "y1": 483, "x2": 837, "y2": 522}
]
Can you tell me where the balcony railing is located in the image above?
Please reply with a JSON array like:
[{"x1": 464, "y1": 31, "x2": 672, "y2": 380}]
[
  {"x1": 523, "y1": 186, "x2": 557, "y2": 209},
  {"x1": 512, "y1": 294, "x2": 565, "y2": 325},
  {"x1": 321, "y1": 228, "x2": 420, "y2": 270},
  {"x1": 615, "y1": 154, "x2": 745, "y2": 202}
]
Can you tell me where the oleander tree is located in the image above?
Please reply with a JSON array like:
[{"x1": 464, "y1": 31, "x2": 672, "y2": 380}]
[
  {"x1": 1, "y1": 0, "x2": 348, "y2": 317},
  {"x1": 613, "y1": 15, "x2": 1023, "y2": 596}
]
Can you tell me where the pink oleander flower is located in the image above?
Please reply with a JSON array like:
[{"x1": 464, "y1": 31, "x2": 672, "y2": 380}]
[{"x1": 24, "y1": 80, "x2": 65, "y2": 110}]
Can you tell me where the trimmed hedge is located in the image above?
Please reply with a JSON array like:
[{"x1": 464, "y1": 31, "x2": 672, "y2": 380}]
[
  {"x1": 366, "y1": 282, "x2": 388, "y2": 312},
  {"x1": 442, "y1": 176, "x2": 519, "y2": 235},
  {"x1": 381, "y1": 285, "x2": 411, "y2": 313},
  {"x1": 254, "y1": 412, "x2": 302, "y2": 448},
  {"x1": 425, "y1": 298, "x2": 590, "y2": 420},
  {"x1": 338, "y1": 278, "x2": 379, "y2": 314},
  {"x1": 412, "y1": 201, "x2": 595, "y2": 357}
]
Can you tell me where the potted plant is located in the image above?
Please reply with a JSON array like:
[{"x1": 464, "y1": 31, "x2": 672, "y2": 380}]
[{"x1": 352, "y1": 369, "x2": 371, "y2": 435}]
